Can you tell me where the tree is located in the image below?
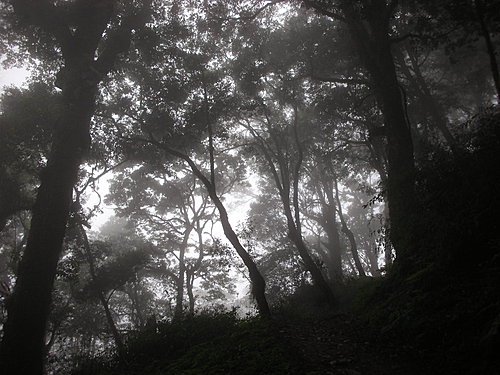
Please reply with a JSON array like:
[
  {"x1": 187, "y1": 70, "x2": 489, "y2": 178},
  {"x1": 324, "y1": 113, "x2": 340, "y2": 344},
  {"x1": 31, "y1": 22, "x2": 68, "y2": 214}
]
[
  {"x1": 100, "y1": 3, "x2": 272, "y2": 315},
  {"x1": 245, "y1": 180, "x2": 311, "y2": 305},
  {"x1": 301, "y1": 0, "x2": 420, "y2": 269},
  {"x1": 238, "y1": 103, "x2": 336, "y2": 304},
  {"x1": 107, "y1": 161, "x2": 229, "y2": 317},
  {"x1": 0, "y1": 1, "x2": 149, "y2": 372}
]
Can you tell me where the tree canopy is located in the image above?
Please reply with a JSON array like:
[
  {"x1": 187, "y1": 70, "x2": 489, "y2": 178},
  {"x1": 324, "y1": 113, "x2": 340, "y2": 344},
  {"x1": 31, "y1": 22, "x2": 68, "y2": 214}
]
[{"x1": 1, "y1": 1, "x2": 499, "y2": 374}]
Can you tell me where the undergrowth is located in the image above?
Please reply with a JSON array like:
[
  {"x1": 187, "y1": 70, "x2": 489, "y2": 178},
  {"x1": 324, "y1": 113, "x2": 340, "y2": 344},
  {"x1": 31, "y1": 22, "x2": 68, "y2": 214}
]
[{"x1": 71, "y1": 309, "x2": 304, "y2": 375}]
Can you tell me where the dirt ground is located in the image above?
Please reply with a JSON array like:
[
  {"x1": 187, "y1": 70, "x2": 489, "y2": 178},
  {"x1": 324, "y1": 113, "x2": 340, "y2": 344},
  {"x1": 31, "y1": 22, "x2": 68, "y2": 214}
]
[{"x1": 277, "y1": 313, "x2": 433, "y2": 375}]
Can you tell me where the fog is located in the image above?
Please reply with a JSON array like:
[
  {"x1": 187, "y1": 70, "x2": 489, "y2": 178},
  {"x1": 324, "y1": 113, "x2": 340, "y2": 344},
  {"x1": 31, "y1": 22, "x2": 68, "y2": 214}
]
[{"x1": 1, "y1": 1, "x2": 499, "y2": 374}]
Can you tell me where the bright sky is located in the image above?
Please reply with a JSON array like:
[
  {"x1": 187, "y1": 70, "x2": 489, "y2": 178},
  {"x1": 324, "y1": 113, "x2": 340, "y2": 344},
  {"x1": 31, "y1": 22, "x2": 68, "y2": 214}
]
[{"x1": 0, "y1": 67, "x2": 29, "y2": 89}]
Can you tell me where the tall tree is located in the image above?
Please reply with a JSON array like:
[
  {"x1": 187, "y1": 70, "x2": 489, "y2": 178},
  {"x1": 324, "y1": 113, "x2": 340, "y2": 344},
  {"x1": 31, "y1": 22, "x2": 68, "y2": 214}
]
[
  {"x1": 107, "y1": 161, "x2": 223, "y2": 318},
  {"x1": 303, "y1": 0, "x2": 419, "y2": 267},
  {"x1": 239, "y1": 104, "x2": 335, "y2": 304},
  {"x1": 0, "y1": 1, "x2": 149, "y2": 373}
]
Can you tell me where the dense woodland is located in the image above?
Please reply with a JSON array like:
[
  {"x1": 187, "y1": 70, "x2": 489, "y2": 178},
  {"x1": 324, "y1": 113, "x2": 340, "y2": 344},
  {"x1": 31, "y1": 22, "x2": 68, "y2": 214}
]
[{"x1": 0, "y1": 1, "x2": 499, "y2": 374}]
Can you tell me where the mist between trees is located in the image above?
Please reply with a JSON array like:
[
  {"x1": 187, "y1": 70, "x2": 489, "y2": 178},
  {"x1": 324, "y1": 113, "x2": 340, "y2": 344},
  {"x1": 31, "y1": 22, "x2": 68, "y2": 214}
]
[{"x1": 1, "y1": 1, "x2": 499, "y2": 374}]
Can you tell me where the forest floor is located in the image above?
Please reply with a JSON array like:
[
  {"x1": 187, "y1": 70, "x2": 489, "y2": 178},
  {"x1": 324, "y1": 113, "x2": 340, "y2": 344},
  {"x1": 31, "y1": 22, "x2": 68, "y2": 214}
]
[
  {"x1": 276, "y1": 312, "x2": 430, "y2": 375},
  {"x1": 73, "y1": 272, "x2": 500, "y2": 375}
]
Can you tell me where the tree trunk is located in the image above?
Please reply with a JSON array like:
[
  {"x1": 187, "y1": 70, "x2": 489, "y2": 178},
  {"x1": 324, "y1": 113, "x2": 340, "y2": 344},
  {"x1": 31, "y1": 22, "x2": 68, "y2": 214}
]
[
  {"x1": 248, "y1": 111, "x2": 336, "y2": 304},
  {"x1": 394, "y1": 45, "x2": 458, "y2": 150},
  {"x1": 0, "y1": 1, "x2": 143, "y2": 370},
  {"x1": 474, "y1": 0, "x2": 500, "y2": 102},
  {"x1": 334, "y1": 178, "x2": 366, "y2": 277},
  {"x1": 340, "y1": 0, "x2": 419, "y2": 265},
  {"x1": 282, "y1": 200, "x2": 336, "y2": 304},
  {"x1": 174, "y1": 239, "x2": 188, "y2": 318},
  {"x1": 157, "y1": 144, "x2": 271, "y2": 317},
  {"x1": 186, "y1": 221, "x2": 205, "y2": 315},
  {"x1": 322, "y1": 209, "x2": 343, "y2": 282},
  {"x1": 79, "y1": 222, "x2": 126, "y2": 360},
  {"x1": 210, "y1": 190, "x2": 271, "y2": 317},
  {"x1": 0, "y1": 75, "x2": 97, "y2": 374},
  {"x1": 312, "y1": 171, "x2": 343, "y2": 283},
  {"x1": 186, "y1": 270, "x2": 196, "y2": 315}
]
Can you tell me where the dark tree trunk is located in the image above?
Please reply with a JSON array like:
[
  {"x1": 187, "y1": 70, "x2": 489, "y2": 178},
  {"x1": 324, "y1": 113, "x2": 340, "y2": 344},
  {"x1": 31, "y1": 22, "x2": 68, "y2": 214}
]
[
  {"x1": 187, "y1": 222, "x2": 205, "y2": 315},
  {"x1": 157, "y1": 144, "x2": 271, "y2": 317},
  {"x1": 0, "y1": 1, "x2": 144, "y2": 371},
  {"x1": 394, "y1": 45, "x2": 458, "y2": 150},
  {"x1": 340, "y1": 220, "x2": 365, "y2": 277},
  {"x1": 186, "y1": 270, "x2": 196, "y2": 315},
  {"x1": 339, "y1": 0, "x2": 419, "y2": 265},
  {"x1": 474, "y1": 0, "x2": 500, "y2": 102},
  {"x1": 306, "y1": 0, "x2": 419, "y2": 265},
  {"x1": 283, "y1": 206, "x2": 336, "y2": 304},
  {"x1": 311, "y1": 171, "x2": 343, "y2": 283},
  {"x1": 280, "y1": 159, "x2": 336, "y2": 304},
  {"x1": 322, "y1": 207, "x2": 343, "y2": 282},
  {"x1": 174, "y1": 237, "x2": 189, "y2": 318},
  {"x1": 209, "y1": 189, "x2": 271, "y2": 317},
  {"x1": 0, "y1": 76, "x2": 97, "y2": 374}
]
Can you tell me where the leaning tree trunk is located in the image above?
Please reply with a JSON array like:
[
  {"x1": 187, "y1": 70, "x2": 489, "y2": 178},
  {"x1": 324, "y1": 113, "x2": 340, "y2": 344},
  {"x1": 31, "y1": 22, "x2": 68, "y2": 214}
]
[
  {"x1": 156, "y1": 143, "x2": 271, "y2": 317},
  {"x1": 279, "y1": 169, "x2": 336, "y2": 303},
  {"x1": 207, "y1": 187, "x2": 270, "y2": 317},
  {"x1": 283, "y1": 206, "x2": 336, "y2": 304}
]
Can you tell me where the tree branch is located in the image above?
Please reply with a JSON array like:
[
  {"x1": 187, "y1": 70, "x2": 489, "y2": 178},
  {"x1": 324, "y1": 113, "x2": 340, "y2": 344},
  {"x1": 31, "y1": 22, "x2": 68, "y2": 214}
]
[
  {"x1": 302, "y1": 0, "x2": 345, "y2": 22},
  {"x1": 95, "y1": 1, "x2": 151, "y2": 75},
  {"x1": 10, "y1": 0, "x2": 73, "y2": 55}
]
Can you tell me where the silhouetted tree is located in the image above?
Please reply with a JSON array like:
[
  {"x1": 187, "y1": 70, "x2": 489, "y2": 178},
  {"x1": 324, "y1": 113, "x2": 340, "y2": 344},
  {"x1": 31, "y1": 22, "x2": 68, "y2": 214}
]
[{"x1": 0, "y1": 1, "x2": 149, "y2": 372}]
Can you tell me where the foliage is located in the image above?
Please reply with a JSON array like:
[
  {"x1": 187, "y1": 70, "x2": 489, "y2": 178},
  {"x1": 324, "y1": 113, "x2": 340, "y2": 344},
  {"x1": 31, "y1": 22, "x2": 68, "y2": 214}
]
[
  {"x1": 1, "y1": 0, "x2": 500, "y2": 373},
  {"x1": 350, "y1": 107, "x2": 500, "y2": 374},
  {"x1": 72, "y1": 309, "x2": 303, "y2": 375},
  {"x1": 415, "y1": 106, "x2": 500, "y2": 267}
]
